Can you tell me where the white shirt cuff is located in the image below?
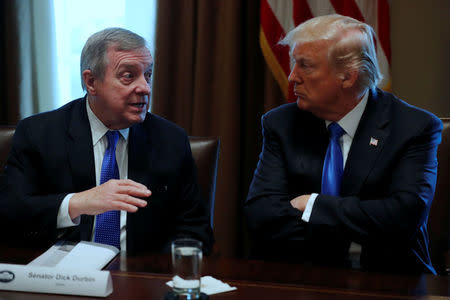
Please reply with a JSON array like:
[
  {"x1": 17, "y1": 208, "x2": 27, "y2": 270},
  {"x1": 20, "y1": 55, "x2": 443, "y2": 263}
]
[
  {"x1": 301, "y1": 193, "x2": 319, "y2": 222},
  {"x1": 57, "y1": 193, "x2": 80, "y2": 228}
]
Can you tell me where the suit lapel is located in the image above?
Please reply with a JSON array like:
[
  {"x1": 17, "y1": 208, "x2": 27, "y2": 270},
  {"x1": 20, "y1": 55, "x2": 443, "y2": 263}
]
[
  {"x1": 65, "y1": 97, "x2": 96, "y2": 240},
  {"x1": 126, "y1": 115, "x2": 153, "y2": 252},
  {"x1": 301, "y1": 116, "x2": 328, "y2": 185},
  {"x1": 341, "y1": 89, "x2": 390, "y2": 196},
  {"x1": 128, "y1": 115, "x2": 153, "y2": 185}
]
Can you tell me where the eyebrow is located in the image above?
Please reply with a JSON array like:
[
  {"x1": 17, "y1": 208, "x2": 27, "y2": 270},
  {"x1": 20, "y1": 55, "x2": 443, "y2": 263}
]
[
  {"x1": 118, "y1": 62, "x2": 153, "y2": 71},
  {"x1": 293, "y1": 55, "x2": 313, "y2": 63},
  {"x1": 117, "y1": 63, "x2": 139, "y2": 71}
]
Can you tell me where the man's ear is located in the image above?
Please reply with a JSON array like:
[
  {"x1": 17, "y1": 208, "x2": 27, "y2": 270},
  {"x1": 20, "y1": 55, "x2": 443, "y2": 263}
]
[
  {"x1": 82, "y1": 70, "x2": 97, "y2": 95},
  {"x1": 341, "y1": 69, "x2": 359, "y2": 89}
]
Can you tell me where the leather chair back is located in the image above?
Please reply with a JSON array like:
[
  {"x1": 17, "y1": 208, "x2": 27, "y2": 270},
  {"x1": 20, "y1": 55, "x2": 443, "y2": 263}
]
[
  {"x1": 429, "y1": 118, "x2": 450, "y2": 275},
  {"x1": 0, "y1": 126, "x2": 15, "y2": 174},
  {"x1": 189, "y1": 137, "x2": 220, "y2": 228}
]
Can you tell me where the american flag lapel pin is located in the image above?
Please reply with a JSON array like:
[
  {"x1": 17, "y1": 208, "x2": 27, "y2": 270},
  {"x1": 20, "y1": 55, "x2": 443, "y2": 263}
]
[{"x1": 369, "y1": 137, "x2": 378, "y2": 147}]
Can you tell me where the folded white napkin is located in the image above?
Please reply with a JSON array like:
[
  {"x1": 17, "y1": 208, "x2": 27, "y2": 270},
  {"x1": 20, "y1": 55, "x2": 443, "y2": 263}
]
[{"x1": 166, "y1": 275, "x2": 237, "y2": 295}]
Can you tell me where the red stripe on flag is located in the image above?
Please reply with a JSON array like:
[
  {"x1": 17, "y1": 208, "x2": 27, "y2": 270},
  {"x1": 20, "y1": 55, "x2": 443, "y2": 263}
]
[
  {"x1": 377, "y1": 0, "x2": 391, "y2": 64},
  {"x1": 330, "y1": 0, "x2": 365, "y2": 22},
  {"x1": 293, "y1": 0, "x2": 313, "y2": 26},
  {"x1": 260, "y1": 0, "x2": 285, "y2": 42},
  {"x1": 260, "y1": 0, "x2": 291, "y2": 78}
]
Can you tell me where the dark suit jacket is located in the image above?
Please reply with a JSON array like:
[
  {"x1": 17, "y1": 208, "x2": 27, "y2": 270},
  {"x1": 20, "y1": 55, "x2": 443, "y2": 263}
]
[
  {"x1": 1, "y1": 97, "x2": 213, "y2": 255},
  {"x1": 245, "y1": 88, "x2": 442, "y2": 274}
]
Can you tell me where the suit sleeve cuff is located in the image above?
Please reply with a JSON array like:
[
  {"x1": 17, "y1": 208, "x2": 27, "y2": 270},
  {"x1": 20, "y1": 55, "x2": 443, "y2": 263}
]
[
  {"x1": 301, "y1": 193, "x2": 318, "y2": 222},
  {"x1": 57, "y1": 193, "x2": 80, "y2": 228}
]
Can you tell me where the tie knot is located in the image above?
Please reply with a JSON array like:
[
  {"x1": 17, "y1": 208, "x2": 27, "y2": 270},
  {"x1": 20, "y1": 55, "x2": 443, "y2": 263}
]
[
  {"x1": 105, "y1": 131, "x2": 119, "y2": 149},
  {"x1": 328, "y1": 122, "x2": 345, "y2": 140}
]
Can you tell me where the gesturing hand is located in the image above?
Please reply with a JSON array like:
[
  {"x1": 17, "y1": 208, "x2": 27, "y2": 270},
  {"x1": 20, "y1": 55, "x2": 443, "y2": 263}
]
[{"x1": 69, "y1": 179, "x2": 151, "y2": 219}]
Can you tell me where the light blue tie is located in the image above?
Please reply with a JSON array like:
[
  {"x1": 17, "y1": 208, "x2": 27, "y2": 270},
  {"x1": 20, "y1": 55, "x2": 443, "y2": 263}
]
[
  {"x1": 94, "y1": 131, "x2": 121, "y2": 249},
  {"x1": 321, "y1": 122, "x2": 345, "y2": 196}
]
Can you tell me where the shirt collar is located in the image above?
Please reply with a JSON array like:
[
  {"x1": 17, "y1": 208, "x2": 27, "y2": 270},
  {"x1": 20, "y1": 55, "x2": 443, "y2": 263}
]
[
  {"x1": 86, "y1": 97, "x2": 129, "y2": 146},
  {"x1": 325, "y1": 90, "x2": 369, "y2": 138}
]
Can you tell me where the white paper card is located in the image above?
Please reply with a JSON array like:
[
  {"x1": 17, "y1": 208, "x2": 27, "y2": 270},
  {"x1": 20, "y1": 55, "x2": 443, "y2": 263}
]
[
  {"x1": 57, "y1": 241, "x2": 118, "y2": 270},
  {"x1": 28, "y1": 241, "x2": 119, "y2": 270},
  {"x1": 27, "y1": 241, "x2": 76, "y2": 267},
  {"x1": 0, "y1": 264, "x2": 112, "y2": 297}
]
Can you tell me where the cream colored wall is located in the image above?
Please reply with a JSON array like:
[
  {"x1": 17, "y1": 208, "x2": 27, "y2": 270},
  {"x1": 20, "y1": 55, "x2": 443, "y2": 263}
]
[{"x1": 390, "y1": 0, "x2": 450, "y2": 117}]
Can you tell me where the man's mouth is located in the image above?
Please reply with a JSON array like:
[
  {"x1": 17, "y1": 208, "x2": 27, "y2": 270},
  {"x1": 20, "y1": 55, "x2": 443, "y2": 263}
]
[
  {"x1": 293, "y1": 85, "x2": 303, "y2": 97},
  {"x1": 294, "y1": 91, "x2": 305, "y2": 98},
  {"x1": 130, "y1": 103, "x2": 146, "y2": 108}
]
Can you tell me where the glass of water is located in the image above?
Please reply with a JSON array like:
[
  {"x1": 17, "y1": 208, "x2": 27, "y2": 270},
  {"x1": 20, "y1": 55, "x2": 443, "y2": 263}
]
[{"x1": 171, "y1": 238, "x2": 203, "y2": 299}]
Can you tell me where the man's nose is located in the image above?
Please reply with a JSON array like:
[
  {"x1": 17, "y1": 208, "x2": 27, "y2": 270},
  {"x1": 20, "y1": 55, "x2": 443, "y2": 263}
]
[
  {"x1": 288, "y1": 70, "x2": 296, "y2": 82},
  {"x1": 288, "y1": 65, "x2": 301, "y2": 83},
  {"x1": 136, "y1": 75, "x2": 151, "y2": 95}
]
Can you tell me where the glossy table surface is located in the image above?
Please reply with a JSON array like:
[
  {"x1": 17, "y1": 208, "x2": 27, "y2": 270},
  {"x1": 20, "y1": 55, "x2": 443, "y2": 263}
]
[{"x1": 0, "y1": 247, "x2": 449, "y2": 299}]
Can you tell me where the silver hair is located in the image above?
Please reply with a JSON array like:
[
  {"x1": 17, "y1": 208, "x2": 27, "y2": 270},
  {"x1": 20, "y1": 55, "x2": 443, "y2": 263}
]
[
  {"x1": 80, "y1": 27, "x2": 148, "y2": 91},
  {"x1": 280, "y1": 14, "x2": 382, "y2": 91}
]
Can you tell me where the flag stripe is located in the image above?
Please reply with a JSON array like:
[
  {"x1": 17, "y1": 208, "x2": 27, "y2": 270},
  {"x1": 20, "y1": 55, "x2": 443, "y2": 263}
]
[
  {"x1": 355, "y1": 0, "x2": 377, "y2": 31},
  {"x1": 260, "y1": 30, "x2": 290, "y2": 99},
  {"x1": 260, "y1": 0, "x2": 291, "y2": 98},
  {"x1": 260, "y1": 1, "x2": 291, "y2": 77},
  {"x1": 377, "y1": 0, "x2": 391, "y2": 63},
  {"x1": 307, "y1": 0, "x2": 335, "y2": 16},
  {"x1": 293, "y1": 0, "x2": 313, "y2": 26},
  {"x1": 330, "y1": 0, "x2": 365, "y2": 22},
  {"x1": 267, "y1": 0, "x2": 294, "y2": 35}
]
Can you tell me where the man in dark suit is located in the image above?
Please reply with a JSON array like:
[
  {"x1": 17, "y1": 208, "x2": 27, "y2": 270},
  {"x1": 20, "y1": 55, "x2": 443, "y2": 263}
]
[
  {"x1": 245, "y1": 15, "x2": 441, "y2": 274},
  {"x1": 1, "y1": 28, "x2": 213, "y2": 255}
]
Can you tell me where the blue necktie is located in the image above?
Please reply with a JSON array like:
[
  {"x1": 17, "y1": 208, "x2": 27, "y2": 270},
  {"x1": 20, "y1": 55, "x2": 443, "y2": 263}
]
[
  {"x1": 94, "y1": 131, "x2": 121, "y2": 249},
  {"x1": 321, "y1": 122, "x2": 345, "y2": 196}
]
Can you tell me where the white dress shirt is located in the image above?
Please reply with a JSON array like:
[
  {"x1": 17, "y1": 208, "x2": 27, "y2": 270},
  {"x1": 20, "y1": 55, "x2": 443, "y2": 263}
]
[
  {"x1": 301, "y1": 91, "x2": 369, "y2": 222},
  {"x1": 56, "y1": 99, "x2": 129, "y2": 251}
]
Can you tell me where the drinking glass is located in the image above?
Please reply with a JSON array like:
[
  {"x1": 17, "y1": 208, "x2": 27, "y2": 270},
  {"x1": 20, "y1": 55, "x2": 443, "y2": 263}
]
[{"x1": 171, "y1": 238, "x2": 203, "y2": 299}]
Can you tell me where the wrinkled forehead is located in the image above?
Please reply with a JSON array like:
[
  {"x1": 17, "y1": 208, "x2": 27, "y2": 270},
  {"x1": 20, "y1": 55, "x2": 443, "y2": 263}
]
[{"x1": 106, "y1": 46, "x2": 153, "y2": 69}]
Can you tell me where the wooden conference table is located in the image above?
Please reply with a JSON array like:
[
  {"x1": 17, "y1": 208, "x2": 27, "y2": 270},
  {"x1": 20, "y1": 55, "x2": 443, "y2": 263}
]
[{"x1": 0, "y1": 247, "x2": 449, "y2": 299}]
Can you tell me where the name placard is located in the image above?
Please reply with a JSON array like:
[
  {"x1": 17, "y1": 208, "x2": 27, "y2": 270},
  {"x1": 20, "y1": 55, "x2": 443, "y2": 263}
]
[{"x1": 0, "y1": 263, "x2": 112, "y2": 297}]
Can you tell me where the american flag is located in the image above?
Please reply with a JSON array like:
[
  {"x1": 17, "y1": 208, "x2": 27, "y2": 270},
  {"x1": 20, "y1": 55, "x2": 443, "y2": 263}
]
[{"x1": 260, "y1": 0, "x2": 391, "y2": 101}]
